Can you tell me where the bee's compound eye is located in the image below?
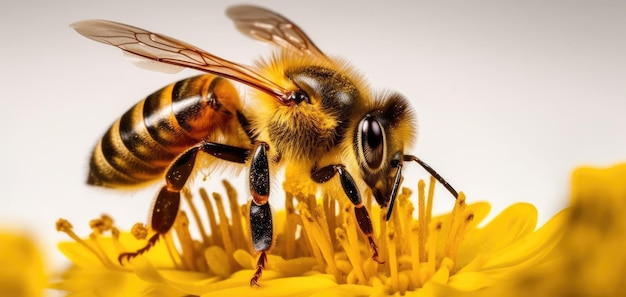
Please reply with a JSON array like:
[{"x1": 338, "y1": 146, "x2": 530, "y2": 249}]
[
  {"x1": 292, "y1": 90, "x2": 310, "y2": 104},
  {"x1": 359, "y1": 115, "x2": 384, "y2": 170}
]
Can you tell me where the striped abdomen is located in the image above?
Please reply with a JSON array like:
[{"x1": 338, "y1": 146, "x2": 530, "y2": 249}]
[{"x1": 88, "y1": 74, "x2": 242, "y2": 188}]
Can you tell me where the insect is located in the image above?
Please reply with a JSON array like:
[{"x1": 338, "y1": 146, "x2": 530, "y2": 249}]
[{"x1": 72, "y1": 5, "x2": 458, "y2": 286}]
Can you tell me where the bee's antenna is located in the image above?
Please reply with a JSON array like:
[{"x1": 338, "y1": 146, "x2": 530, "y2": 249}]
[
  {"x1": 403, "y1": 155, "x2": 459, "y2": 199},
  {"x1": 385, "y1": 161, "x2": 403, "y2": 221}
]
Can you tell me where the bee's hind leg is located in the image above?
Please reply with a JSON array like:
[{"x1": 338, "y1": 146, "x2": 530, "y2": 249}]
[
  {"x1": 118, "y1": 186, "x2": 179, "y2": 263},
  {"x1": 118, "y1": 142, "x2": 251, "y2": 264}
]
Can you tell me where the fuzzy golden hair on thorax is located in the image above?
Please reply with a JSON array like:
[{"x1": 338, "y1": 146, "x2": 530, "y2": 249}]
[{"x1": 249, "y1": 51, "x2": 374, "y2": 163}]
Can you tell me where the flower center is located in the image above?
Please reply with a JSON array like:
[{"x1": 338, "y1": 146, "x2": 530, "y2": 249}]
[{"x1": 57, "y1": 177, "x2": 474, "y2": 294}]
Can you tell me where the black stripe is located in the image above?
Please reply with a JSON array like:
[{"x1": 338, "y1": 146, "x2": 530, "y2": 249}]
[
  {"x1": 171, "y1": 75, "x2": 208, "y2": 133},
  {"x1": 100, "y1": 127, "x2": 163, "y2": 180},
  {"x1": 87, "y1": 146, "x2": 139, "y2": 187},
  {"x1": 143, "y1": 84, "x2": 198, "y2": 150},
  {"x1": 119, "y1": 102, "x2": 176, "y2": 164}
]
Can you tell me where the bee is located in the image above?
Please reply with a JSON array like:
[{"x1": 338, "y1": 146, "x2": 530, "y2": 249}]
[{"x1": 72, "y1": 5, "x2": 458, "y2": 286}]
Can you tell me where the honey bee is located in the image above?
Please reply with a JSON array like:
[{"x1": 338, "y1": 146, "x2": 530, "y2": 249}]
[{"x1": 72, "y1": 5, "x2": 458, "y2": 286}]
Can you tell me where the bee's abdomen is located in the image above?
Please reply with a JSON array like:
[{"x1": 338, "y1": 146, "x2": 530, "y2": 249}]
[{"x1": 88, "y1": 75, "x2": 238, "y2": 188}]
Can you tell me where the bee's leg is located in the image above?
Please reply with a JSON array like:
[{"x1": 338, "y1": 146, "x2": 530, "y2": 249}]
[
  {"x1": 403, "y1": 155, "x2": 459, "y2": 199},
  {"x1": 117, "y1": 186, "x2": 178, "y2": 263},
  {"x1": 119, "y1": 142, "x2": 251, "y2": 264},
  {"x1": 311, "y1": 164, "x2": 383, "y2": 264},
  {"x1": 248, "y1": 143, "x2": 273, "y2": 286}
]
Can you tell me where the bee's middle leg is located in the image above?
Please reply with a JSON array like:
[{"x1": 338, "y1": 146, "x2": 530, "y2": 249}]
[
  {"x1": 248, "y1": 143, "x2": 274, "y2": 286},
  {"x1": 311, "y1": 164, "x2": 383, "y2": 264},
  {"x1": 118, "y1": 142, "x2": 250, "y2": 264}
]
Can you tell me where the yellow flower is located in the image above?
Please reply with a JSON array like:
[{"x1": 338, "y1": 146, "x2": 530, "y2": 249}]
[
  {"x1": 53, "y1": 174, "x2": 573, "y2": 297},
  {"x1": 0, "y1": 231, "x2": 46, "y2": 297},
  {"x1": 445, "y1": 163, "x2": 626, "y2": 297},
  {"x1": 564, "y1": 163, "x2": 626, "y2": 296}
]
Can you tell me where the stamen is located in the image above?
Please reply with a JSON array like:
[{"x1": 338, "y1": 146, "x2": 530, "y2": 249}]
[
  {"x1": 89, "y1": 214, "x2": 125, "y2": 267},
  {"x1": 183, "y1": 188, "x2": 211, "y2": 246},
  {"x1": 205, "y1": 246, "x2": 232, "y2": 277},
  {"x1": 444, "y1": 192, "x2": 467, "y2": 268},
  {"x1": 130, "y1": 223, "x2": 148, "y2": 240},
  {"x1": 417, "y1": 180, "x2": 427, "y2": 262},
  {"x1": 396, "y1": 188, "x2": 414, "y2": 257},
  {"x1": 336, "y1": 228, "x2": 366, "y2": 284},
  {"x1": 297, "y1": 201, "x2": 341, "y2": 281},
  {"x1": 377, "y1": 208, "x2": 388, "y2": 263},
  {"x1": 88, "y1": 232, "x2": 117, "y2": 269},
  {"x1": 89, "y1": 214, "x2": 113, "y2": 233},
  {"x1": 173, "y1": 211, "x2": 198, "y2": 271},
  {"x1": 316, "y1": 197, "x2": 333, "y2": 253},
  {"x1": 283, "y1": 192, "x2": 297, "y2": 259},
  {"x1": 387, "y1": 224, "x2": 400, "y2": 293},
  {"x1": 109, "y1": 227, "x2": 123, "y2": 249},
  {"x1": 426, "y1": 176, "x2": 436, "y2": 224},
  {"x1": 163, "y1": 229, "x2": 184, "y2": 270},
  {"x1": 199, "y1": 188, "x2": 220, "y2": 247},
  {"x1": 323, "y1": 193, "x2": 337, "y2": 244},
  {"x1": 56, "y1": 218, "x2": 119, "y2": 270},
  {"x1": 346, "y1": 203, "x2": 368, "y2": 281},
  {"x1": 430, "y1": 257, "x2": 453, "y2": 284},
  {"x1": 57, "y1": 177, "x2": 478, "y2": 293},
  {"x1": 223, "y1": 181, "x2": 247, "y2": 251},
  {"x1": 212, "y1": 192, "x2": 235, "y2": 265},
  {"x1": 427, "y1": 221, "x2": 442, "y2": 280}
]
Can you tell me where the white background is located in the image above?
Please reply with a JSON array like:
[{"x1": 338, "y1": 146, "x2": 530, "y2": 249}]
[{"x1": 1, "y1": 0, "x2": 625, "y2": 275}]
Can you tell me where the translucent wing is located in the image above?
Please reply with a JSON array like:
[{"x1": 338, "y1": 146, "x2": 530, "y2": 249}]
[
  {"x1": 71, "y1": 19, "x2": 296, "y2": 105},
  {"x1": 226, "y1": 5, "x2": 326, "y2": 58}
]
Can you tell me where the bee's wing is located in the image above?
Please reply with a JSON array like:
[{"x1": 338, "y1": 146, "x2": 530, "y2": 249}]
[
  {"x1": 226, "y1": 5, "x2": 326, "y2": 58},
  {"x1": 71, "y1": 20, "x2": 296, "y2": 105}
]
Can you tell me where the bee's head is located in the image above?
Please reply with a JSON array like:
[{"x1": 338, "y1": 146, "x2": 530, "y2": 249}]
[{"x1": 355, "y1": 92, "x2": 416, "y2": 207}]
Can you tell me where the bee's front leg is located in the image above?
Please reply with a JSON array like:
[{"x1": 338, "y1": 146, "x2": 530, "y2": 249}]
[{"x1": 311, "y1": 164, "x2": 384, "y2": 264}]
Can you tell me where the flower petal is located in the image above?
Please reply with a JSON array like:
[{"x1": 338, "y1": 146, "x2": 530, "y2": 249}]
[
  {"x1": 456, "y1": 203, "x2": 537, "y2": 267},
  {"x1": 308, "y1": 284, "x2": 373, "y2": 297},
  {"x1": 200, "y1": 274, "x2": 338, "y2": 297},
  {"x1": 0, "y1": 232, "x2": 46, "y2": 297}
]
